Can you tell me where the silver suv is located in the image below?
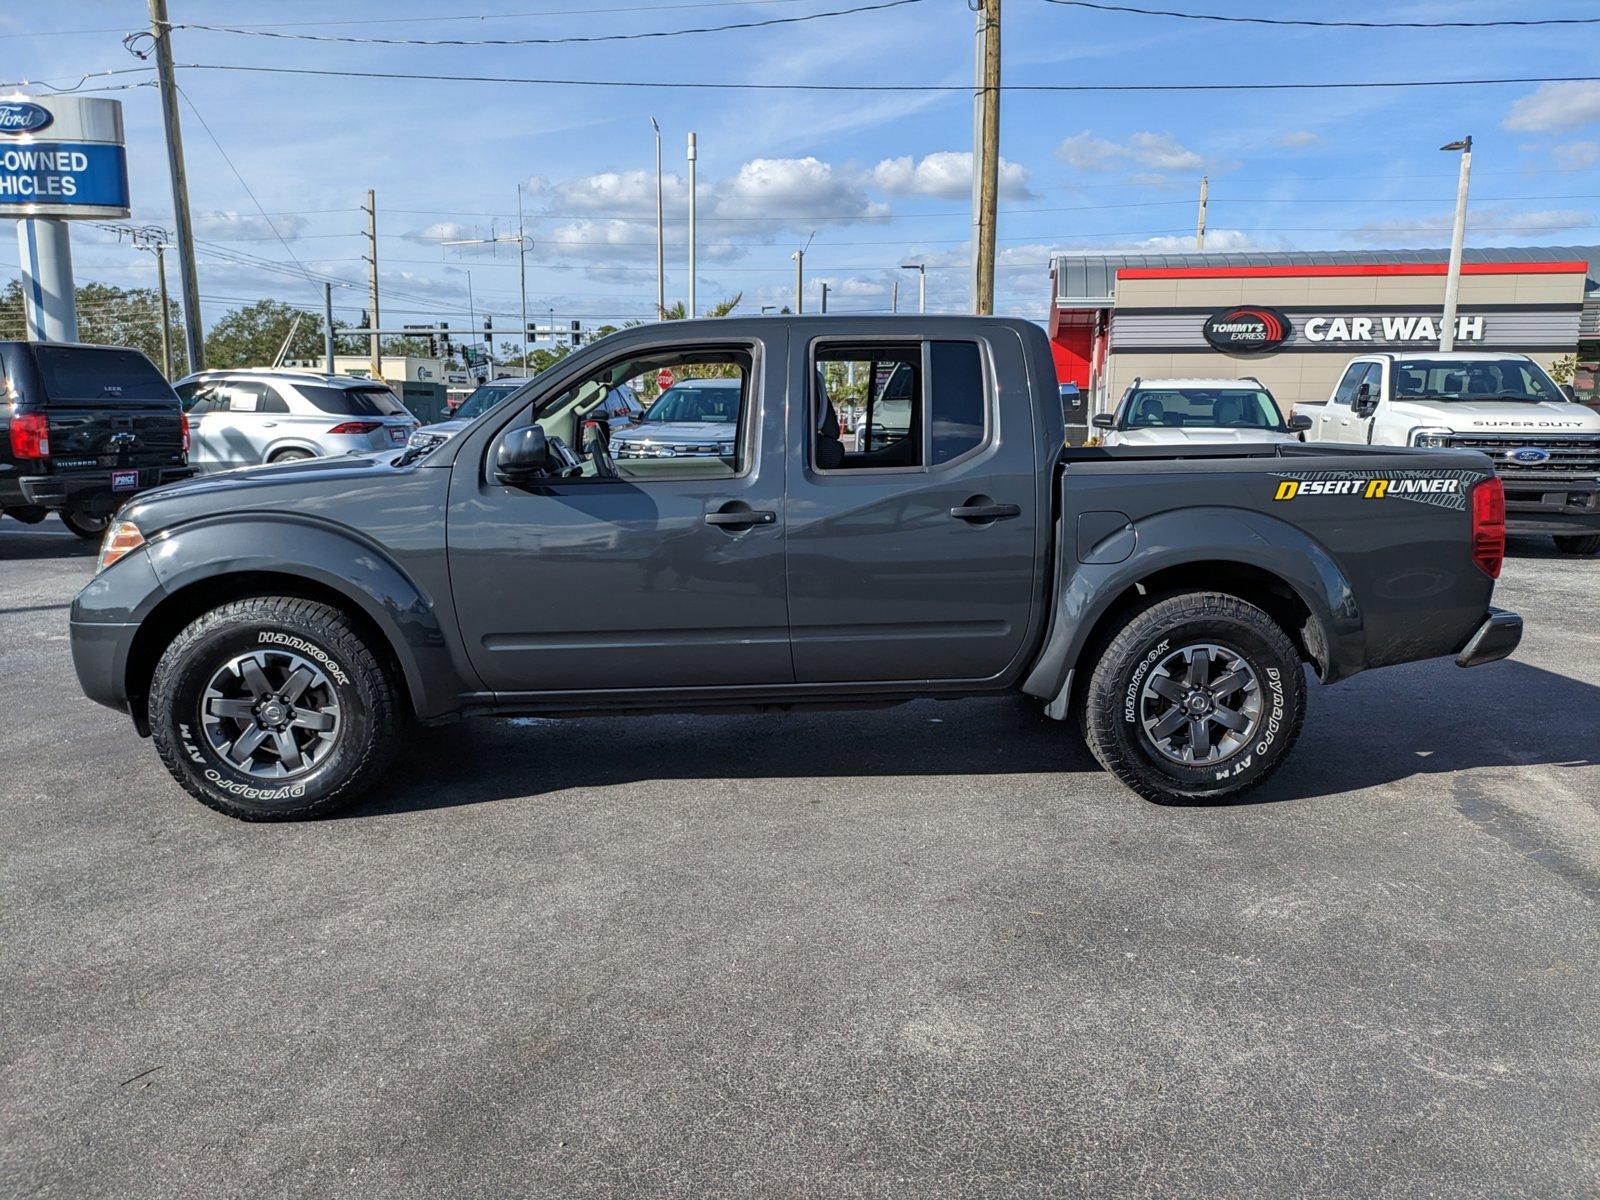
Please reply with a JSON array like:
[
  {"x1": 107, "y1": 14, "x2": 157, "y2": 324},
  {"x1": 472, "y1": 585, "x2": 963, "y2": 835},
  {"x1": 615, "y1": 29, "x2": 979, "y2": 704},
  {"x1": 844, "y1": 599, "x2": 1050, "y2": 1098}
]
[{"x1": 174, "y1": 370, "x2": 419, "y2": 473}]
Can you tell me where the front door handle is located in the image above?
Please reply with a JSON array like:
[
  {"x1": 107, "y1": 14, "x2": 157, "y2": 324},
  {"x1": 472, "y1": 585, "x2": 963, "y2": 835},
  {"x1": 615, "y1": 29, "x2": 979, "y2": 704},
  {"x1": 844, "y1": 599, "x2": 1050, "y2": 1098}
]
[
  {"x1": 705, "y1": 505, "x2": 777, "y2": 530},
  {"x1": 950, "y1": 499, "x2": 1021, "y2": 523}
]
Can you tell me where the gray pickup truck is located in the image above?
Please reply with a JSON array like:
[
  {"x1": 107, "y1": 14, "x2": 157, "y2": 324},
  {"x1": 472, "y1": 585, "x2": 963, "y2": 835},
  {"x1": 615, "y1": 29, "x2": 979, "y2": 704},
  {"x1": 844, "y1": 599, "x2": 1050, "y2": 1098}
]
[{"x1": 70, "y1": 316, "x2": 1522, "y2": 821}]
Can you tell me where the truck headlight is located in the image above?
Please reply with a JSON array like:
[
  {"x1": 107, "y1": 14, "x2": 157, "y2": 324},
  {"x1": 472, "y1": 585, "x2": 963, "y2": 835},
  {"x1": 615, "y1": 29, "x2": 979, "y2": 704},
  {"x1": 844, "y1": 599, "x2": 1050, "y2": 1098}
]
[{"x1": 1410, "y1": 427, "x2": 1454, "y2": 448}]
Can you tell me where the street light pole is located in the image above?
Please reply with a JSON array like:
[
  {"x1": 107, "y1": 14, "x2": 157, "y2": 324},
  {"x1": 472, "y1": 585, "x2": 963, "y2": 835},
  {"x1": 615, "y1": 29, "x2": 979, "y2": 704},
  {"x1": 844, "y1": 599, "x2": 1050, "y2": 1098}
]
[
  {"x1": 901, "y1": 262, "x2": 926, "y2": 314},
  {"x1": 517, "y1": 183, "x2": 530, "y2": 363},
  {"x1": 820, "y1": 281, "x2": 829, "y2": 314},
  {"x1": 1439, "y1": 135, "x2": 1473, "y2": 352},
  {"x1": 687, "y1": 131, "x2": 698, "y2": 319},
  {"x1": 792, "y1": 231, "x2": 814, "y2": 315},
  {"x1": 651, "y1": 117, "x2": 665, "y2": 320}
]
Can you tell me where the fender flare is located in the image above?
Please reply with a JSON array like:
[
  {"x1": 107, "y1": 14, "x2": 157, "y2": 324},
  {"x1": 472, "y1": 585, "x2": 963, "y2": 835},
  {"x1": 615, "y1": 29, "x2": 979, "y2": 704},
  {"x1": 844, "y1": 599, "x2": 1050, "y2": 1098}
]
[
  {"x1": 141, "y1": 514, "x2": 468, "y2": 719},
  {"x1": 1021, "y1": 506, "x2": 1367, "y2": 713}
]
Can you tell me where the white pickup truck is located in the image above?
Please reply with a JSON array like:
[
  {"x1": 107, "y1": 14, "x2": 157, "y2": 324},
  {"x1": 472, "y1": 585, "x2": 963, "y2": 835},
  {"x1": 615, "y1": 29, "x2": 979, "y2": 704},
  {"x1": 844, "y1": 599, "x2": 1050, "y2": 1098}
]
[{"x1": 1301, "y1": 352, "x2": 1600, "y2": 555}]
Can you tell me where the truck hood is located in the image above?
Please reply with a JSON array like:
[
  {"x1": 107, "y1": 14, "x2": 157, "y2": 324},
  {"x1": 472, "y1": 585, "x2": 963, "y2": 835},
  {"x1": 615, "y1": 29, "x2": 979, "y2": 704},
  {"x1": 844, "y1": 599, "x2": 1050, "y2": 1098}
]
[
  {"x1": 1112, "y1": 427, "x2": 1296, "y2": 446},
  {"x1": 1385, "y1": 399, "x2": 1600, "y2": 432},
  {"x1": 616, "y1": 421, "x2": 737, "y2": 445},
  {"x1": 119, "y1": 452, "x2": 417, "y2": 532}
]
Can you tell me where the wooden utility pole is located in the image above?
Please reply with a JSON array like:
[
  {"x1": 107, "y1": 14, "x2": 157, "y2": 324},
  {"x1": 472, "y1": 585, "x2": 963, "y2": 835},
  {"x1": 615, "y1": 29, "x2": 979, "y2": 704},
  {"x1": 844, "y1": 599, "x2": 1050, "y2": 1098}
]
[
  {"x1": 154, "y1": 243, "x2": 172, "y2": 378},
  {"x1": 1196, "y1": 175, "x2": 1209, "y2": 249},
  {"x1": 362, "y1": 189, "x2": 380, "y2": 375},
  {"x1": 974, "y1": 0, "x2": 1001, "y2": 315},
  {"x1": 148, "y1": 0, "x2": 204, "y2": 371}
]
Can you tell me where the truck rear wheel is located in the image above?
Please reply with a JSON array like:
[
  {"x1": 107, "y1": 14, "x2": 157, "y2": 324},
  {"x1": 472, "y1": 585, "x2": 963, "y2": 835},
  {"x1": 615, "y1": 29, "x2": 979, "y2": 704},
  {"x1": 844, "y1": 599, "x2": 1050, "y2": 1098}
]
[
  {"x1": 147, "y1": 597, "x2": 403, "y2": 820},
  {"x1": 1553, "y1": 534, "x2": 1600, "y2": 556},
  {"x1": 1081, "y1": 592, "x2": 1306, "y2": 805},
  {"x1": 60, "y1": 511, "x2": 110, "y2": 540}
]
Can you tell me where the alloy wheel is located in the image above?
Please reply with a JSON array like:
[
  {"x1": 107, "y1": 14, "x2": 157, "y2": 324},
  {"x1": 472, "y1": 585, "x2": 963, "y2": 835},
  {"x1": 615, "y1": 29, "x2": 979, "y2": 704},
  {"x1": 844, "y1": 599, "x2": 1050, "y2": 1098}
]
[
  {"x1": 200, "y1": 649, "x2": 342, "y2": 779},
  {"x1": 1137, "y1": 643, "x2": 1263, "y2": 767}
]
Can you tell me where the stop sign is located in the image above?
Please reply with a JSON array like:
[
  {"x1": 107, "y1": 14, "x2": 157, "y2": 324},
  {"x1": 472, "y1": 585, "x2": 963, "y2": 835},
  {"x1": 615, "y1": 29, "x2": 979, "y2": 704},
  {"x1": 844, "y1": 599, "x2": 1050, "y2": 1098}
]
[{"x1": 656, "y1": 368, "x2": 675, "y2": 391}]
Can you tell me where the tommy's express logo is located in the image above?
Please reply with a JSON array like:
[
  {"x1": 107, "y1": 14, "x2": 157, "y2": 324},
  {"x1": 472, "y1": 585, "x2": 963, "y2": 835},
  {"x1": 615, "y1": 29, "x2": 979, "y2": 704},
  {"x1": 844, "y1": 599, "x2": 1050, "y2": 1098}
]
[
  {"x1": 1272, "y1": 469, "x2": 1474, "y2": 511},
  {"x1": 1202, "y1": 305, "x2": 1290, "y2": 353}
]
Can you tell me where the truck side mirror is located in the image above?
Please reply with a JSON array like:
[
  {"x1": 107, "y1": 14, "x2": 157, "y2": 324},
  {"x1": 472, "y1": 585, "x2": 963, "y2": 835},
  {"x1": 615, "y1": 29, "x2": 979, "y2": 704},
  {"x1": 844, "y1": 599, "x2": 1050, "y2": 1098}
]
[
  {"x1": 1561, "y1": 383, "x2": 1580, "y2": 402},
  {"x1": 496, "y1": 425, "x2": 551, "y2": 483},
  {"x1": 1286, "y1": 413, "x2": 1313, "y2": 432},
  {"x1": 1091, "y1": 413, "x2": 1115, "y2": 430},
  {"x1": 1353, "y1": 383, "x2": 1378, "y2": 417}
]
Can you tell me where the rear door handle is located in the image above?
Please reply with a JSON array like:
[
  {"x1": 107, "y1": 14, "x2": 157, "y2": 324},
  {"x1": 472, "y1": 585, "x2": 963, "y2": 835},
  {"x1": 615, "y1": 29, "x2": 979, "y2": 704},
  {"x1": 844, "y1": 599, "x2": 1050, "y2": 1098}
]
[
  {"x1": 705, "y1": 508, "x2": 777, "y2": 529},
  {"x1": 950, "y1": 501, "x2": 1021, "y2": 523}
]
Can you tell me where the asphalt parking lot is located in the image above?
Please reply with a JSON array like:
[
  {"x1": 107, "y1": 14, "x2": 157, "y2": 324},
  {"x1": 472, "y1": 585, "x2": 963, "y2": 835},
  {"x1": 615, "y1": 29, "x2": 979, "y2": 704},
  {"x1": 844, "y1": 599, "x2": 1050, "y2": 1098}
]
[{"x1": 1, "y1": 521, "x2": 1596, "y2": 1199}]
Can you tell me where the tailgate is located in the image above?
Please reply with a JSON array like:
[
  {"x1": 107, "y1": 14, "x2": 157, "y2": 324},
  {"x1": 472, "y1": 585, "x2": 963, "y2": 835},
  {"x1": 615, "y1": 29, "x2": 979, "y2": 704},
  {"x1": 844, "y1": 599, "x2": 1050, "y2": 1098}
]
[{"x1": 45, "y1": 402, "x2": 186, "y2": 473}]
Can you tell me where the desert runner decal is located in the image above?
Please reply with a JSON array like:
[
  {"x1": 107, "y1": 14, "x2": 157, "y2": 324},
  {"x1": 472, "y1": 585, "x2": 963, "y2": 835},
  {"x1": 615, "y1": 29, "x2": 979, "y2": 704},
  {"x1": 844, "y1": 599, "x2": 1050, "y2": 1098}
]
[{"x1": 1271, "y1": 468, "x2": 1477, "y2": 512}]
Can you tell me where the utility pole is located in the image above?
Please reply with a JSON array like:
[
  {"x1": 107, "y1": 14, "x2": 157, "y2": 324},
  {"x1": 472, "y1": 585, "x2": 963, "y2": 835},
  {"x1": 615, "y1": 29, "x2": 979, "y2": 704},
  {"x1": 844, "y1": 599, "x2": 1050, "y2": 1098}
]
[
  {"x1": 154, "y1": 243, "x2": 172, "y2": 378},
  {"x1": 1439, "y1": 135, "x2": 1473, "y2": 352},
  {"x1": 901, "y1": 262, "x2": 927, "y2": 314},
  {"x1": 687, "y1": 131, "x2": 698, "y2": 318},
  {"x1": 363, "y1": 189, "x2": 380, "y2": 375},
  {"x1": 651, "y1": 117, "x2": 665, "y2": 320},
  {"x1": 820, "y1": 281, "x2": 830, "y2": 314},
  {"x1": 1196, "y1": 175, "x2": 1209, "y2": 250},
  {"x1": 516, "y1": 183, "x2": 530, "y2": 363},
  {"x1": 891, "y1": 280, "x2": 899, "y2": 313},
  {"x1": 147, "y1": 0, "x2": 205, "y2": 372},
  {"x1": 323, "y1": 282, "x2": 335, "y2": 373},
  {"x1": 792, "y1": 231, "x2": 813, "y2": 315},
  {"x1": 973, "y1": 0, "x2": 1001, "y2": 315}
]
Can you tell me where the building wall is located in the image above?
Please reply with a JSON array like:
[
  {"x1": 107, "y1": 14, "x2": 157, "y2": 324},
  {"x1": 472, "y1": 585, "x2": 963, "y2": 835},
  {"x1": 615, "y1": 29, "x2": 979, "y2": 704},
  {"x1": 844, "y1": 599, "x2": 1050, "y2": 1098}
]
[{"x1": 1094, "y1": 264, "x2": 1587, "y2": 412}]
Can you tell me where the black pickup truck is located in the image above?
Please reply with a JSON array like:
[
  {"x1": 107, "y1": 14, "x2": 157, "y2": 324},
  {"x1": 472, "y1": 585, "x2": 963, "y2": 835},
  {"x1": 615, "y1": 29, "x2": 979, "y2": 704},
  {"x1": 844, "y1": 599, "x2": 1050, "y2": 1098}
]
[
  {"x1": 70, "y1": 316, "x2": 1521, "y2": 820},
  {"x1": 1, "y1": 341, "x2": 191, "y2": 538}
]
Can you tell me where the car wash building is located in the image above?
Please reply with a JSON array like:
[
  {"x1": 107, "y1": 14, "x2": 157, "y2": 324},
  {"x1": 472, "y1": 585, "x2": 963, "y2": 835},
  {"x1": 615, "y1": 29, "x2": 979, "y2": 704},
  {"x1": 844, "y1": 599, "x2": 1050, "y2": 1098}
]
[{"x1": 1048, "y1": 246, "x2": 1600, "y2": 417}]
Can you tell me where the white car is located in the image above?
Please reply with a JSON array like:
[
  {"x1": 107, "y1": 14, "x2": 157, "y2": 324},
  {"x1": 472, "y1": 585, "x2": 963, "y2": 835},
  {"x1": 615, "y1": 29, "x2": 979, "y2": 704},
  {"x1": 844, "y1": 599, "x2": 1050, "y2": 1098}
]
[
  {"x1": 1300, "y1": 351, "x2": 1600, "y2": 555},
  {"x1": 1093, "y1": 377, "x2": 1310, "y2": 447},
  {"x1": 613, "y1": 378, "x2": 741, "y2": 460},
  {"x1": 176, "y1": 370, "x2": 418, "y2": 472}
]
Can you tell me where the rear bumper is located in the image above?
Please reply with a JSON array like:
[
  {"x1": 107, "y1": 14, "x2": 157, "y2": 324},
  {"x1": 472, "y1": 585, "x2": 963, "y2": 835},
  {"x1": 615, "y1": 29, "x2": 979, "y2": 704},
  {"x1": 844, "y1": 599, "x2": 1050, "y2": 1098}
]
[
  {"x1": 1455, "y1": 608, "x2": 1523, "y2": 669},
  {"x1": 14, "y1": 466, "x2": 195, "y2": 514}
]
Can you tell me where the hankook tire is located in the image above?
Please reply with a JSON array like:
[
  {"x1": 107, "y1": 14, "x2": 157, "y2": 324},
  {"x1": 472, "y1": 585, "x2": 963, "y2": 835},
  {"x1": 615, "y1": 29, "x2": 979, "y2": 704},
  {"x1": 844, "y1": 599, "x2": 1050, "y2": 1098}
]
[{"x1": 148, "y1": 597, "x2": 402, "y2": 820}]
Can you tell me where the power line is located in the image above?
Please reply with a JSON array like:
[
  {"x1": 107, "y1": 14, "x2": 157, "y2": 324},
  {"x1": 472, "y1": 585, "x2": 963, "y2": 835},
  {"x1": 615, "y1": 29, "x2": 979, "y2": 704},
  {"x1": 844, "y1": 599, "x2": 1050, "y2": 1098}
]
[
  {"x1": 1040, "y1": 1, "x2": 1600, "y2": 29},
  {"x1": 168, "y1": 0, "x2": 925, "y2": 47},
  {"x1": 172, "y1": 62, "x2": 1600, "y2": 94}
]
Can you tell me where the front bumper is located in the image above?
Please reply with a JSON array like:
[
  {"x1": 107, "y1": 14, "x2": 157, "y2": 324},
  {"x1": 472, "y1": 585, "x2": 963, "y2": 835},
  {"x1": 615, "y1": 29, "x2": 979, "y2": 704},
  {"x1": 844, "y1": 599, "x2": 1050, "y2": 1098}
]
[
  {"x1": 69, "y1": 545, "x2": 167, "y2": 721},
  {"x1": 1455, "y1": 608, "x2": 1523, "y2": 669},
  {"x1": 1502, "y1": 477, "x2": 1600, "y2": 535},
  {"x1": 18, "y1": 466, "x2": 195, "y2": 515}
]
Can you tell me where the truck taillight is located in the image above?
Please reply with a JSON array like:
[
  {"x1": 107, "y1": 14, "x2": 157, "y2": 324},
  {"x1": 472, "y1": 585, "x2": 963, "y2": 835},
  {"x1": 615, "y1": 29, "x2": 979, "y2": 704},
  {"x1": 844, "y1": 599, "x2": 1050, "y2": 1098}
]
[
  {"x1": 180, "y1": 411, "x2": 191, "y2": 454},
  {"x1": 9, "y1": 412, "x2": 49, "y2": 460},
  {"x1": 328, "y1": 421, "x2": 381, "y2": 435},
  {"x1": 1471, "y1": 476, "x2": 1505, "y2": 579}
]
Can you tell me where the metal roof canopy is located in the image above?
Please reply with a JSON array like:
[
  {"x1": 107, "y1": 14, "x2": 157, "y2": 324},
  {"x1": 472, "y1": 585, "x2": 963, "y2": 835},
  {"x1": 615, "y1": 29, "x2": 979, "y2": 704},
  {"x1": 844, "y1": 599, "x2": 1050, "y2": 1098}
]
[{"x1": 1051, "y1": 245, "x2": 1600, "y2": 341}]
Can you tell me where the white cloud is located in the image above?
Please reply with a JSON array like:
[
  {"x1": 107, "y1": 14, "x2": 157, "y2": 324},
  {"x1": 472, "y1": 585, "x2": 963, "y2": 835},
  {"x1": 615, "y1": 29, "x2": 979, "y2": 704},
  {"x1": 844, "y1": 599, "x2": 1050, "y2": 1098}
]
[
  {"x1": 195, "y1": 210, "x2": 306, "y2": 241},
  {"x1": 1275, "y1": 130, "x2": 1320, "y2": 149},
  {"x1": 870, "y1": 151, "x2": 1034, "y2": 201},
  {"x1": 537, "y1": 169, "x2": 686, "y2": 215},
  {"x1": 1348, "y1": 207, "x2": 1594, "y2": 245},
  {"x1": 1504, "y1": 81, "x2": 1600, "y2": 132},
  {"x1": 712, "y1": 156, "x2": 885, "y2": 225},
  {"x1": 1550, "y1": 140, "x2": 1600, "y2": 170},
  {"x1": 1055, "y1": 130, "x2": 1207, "y2": 174}
]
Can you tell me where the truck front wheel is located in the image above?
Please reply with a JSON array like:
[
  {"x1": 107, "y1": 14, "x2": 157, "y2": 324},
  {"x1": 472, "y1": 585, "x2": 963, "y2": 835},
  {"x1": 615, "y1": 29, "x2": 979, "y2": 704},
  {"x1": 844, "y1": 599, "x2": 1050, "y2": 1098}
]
[
  {"x1": 1553, "y1": 534, "x2": 1600, "y2": 556},
  {"x1": 1081, "y1": 592, "x2": 1307, "y2": 805},
  {"x1": 147, "y1": 597, "x2": 403, "y2": 820}
]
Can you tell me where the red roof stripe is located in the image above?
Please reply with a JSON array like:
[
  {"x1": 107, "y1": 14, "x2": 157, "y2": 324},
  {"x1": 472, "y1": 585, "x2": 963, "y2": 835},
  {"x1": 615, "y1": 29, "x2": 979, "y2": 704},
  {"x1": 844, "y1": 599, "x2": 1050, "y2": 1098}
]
[{"x1": 1116, "y1": 261, "x2": 1589, "y2": 280}]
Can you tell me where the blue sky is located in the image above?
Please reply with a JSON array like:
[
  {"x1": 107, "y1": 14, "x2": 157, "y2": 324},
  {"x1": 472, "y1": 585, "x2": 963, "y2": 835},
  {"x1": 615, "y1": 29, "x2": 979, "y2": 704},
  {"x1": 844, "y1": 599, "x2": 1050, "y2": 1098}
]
[{"x1": 5, "y1": 0, "x2": 1600, "y2": 345}]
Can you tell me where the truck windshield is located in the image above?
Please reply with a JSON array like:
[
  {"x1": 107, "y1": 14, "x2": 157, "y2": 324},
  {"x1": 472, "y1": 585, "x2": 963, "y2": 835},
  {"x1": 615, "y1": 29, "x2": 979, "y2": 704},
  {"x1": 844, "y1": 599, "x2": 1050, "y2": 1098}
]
[
  {"x1": 453, "y1": 381, "x2": 525, "y2": 421},
  {"x1": 643, "y1": 384, "x2": 740, "y2": 423},
  {"x1": 1391, "y1": 359, "x2": 1566, "y2": 402},
  {"x1": 1121, "y1": 388, "x2": 1284, "y2": 430}
]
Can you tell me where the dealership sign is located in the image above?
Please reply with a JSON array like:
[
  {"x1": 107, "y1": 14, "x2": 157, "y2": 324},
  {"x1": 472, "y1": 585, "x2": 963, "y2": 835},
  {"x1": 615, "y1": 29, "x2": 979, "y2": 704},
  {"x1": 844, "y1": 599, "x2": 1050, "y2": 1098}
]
[
  {"x1": 0, "y1": 96, "x2": 129, "y2": 219},
  {"x1": 1203, "y1": 306, "x2": 1290, "y2": 352}
]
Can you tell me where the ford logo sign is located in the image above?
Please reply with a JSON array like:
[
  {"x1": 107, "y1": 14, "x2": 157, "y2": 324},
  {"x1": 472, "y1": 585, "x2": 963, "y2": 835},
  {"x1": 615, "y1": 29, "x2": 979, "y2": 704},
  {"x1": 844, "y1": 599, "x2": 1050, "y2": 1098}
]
[
  {"x1": 0, "y1": 101, "x2": 54, "y2": 136},
  {"x1": 1202, "y1": 305, "x2": 1291, "y2": 353},
  {"x1": 1508, "y1": 447, "x2": 1551, "y2": 464}
]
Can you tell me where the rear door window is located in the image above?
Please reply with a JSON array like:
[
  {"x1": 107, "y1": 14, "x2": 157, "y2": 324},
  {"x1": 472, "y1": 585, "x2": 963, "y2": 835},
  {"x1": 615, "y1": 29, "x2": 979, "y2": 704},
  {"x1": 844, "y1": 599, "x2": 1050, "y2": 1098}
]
[
  {"x1": 928, "y1": 341, "x2": 987, "y2": 465},
  {"x1": 33, "y1": 346, "x2": 174, "y2": 403},
  {"x1": 296, "y1": 384, "x2": 406, "y2": 416}
]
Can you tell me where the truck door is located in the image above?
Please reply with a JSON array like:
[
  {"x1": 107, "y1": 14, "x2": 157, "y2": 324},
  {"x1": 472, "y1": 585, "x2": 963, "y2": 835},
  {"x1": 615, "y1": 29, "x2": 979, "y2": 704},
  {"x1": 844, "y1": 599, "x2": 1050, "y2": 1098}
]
[
  {"x1": 785, "y1": 330, "x2": 1039, "y2": 684},
  {"x1": 445, "y1": 334, "x2": 791, "y2": 694},
  {"x1": 1315, "y1": 361, "x2": 1371, "y2": 443}
]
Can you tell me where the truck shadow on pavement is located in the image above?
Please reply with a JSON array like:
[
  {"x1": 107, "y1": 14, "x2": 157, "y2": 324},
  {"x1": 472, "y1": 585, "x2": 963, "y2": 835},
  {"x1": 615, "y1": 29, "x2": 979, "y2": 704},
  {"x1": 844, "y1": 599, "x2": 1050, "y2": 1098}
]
[
  {"x1": 342, "y1": 657, "x2": 1598, "y2": 819},
  {"x1": 0, "y1": 527, "x2": 96, "y2": 561}
]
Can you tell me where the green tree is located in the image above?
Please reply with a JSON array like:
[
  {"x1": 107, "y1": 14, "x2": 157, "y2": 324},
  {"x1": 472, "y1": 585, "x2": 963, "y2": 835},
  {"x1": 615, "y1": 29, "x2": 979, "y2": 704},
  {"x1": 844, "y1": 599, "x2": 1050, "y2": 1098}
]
[
  {"x1": 1, "y1": 279, "x2": 187, "y2": 376},
  {"x1": 204, "y1": 299, "x2": 330, "y2": 370}
]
